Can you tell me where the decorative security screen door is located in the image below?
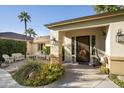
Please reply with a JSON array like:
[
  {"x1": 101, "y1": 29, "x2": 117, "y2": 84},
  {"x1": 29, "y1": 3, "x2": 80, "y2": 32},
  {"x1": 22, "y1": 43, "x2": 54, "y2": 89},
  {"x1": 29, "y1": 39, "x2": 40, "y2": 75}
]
[{"x1": 76, "y1": 36, "x2": 90, "y2": 64}]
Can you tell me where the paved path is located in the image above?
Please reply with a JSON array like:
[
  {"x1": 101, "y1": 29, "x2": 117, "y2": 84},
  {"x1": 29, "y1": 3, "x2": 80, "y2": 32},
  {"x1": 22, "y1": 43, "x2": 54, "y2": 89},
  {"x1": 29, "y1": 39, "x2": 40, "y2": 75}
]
[
  {"x1": 45, "y1": 63, "x2": 119, "y2": 88},
  {"x1": 0, "y1": 69, "x2": 24, "y2": 88},
  {"x1": 0, "y1": 63, "x2": 119, "y2": 88},
  {"x1": 3, "y1": 60, "x2": 26, "y2": 72}
]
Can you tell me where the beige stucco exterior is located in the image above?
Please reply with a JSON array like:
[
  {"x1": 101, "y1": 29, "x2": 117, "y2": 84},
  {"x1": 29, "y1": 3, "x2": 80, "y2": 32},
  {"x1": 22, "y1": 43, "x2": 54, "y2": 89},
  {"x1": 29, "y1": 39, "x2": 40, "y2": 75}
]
[
  {"x1": 47, "y1": 11, "x2": 124, "y2": 75},
  {"x1": 106, "y1": 21, "x2": 124, "y2": 75},
  {"x1": 26, "y1": 36, "x2": 50, "y2": 54},
  {"x1": 27, "y1": 41, "x2": 33, "y2": 54},
  {"x1": 108, "y1": 57, "x2": 124, "y2": 75}
]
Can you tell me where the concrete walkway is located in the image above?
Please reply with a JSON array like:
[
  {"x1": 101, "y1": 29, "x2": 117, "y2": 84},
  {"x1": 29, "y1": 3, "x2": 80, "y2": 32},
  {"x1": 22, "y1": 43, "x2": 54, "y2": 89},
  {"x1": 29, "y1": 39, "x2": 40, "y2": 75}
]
[
  {"x1": 44, "y1": 63, "x2": 119, "y2": 88},
  {"x1": 0, "y1": 63, "x2": 119, "y2": 88},
  {"x1": 0, "y1": 69, "x2": 24, "y2": 88}
]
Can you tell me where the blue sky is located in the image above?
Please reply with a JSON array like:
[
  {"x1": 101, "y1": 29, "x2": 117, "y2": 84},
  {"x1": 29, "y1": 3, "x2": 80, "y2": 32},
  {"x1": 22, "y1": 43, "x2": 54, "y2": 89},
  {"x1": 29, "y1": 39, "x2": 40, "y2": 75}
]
[{"x1": 0, "y1": 5, "x2": 95, "y2": 36}]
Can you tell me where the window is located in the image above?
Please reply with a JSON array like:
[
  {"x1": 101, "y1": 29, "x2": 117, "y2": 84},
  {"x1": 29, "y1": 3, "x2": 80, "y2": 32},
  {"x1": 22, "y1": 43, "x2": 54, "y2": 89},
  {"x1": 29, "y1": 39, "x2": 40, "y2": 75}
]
[
  {"x1": 91, "y1": 35, "x2": 96, "y2": 55},
  {"x1": 38, "y1": 43, "x2": 44, "y2": 51},
  {"x1": 71, "y1": 37, "x2": 75, "y2": 55}
]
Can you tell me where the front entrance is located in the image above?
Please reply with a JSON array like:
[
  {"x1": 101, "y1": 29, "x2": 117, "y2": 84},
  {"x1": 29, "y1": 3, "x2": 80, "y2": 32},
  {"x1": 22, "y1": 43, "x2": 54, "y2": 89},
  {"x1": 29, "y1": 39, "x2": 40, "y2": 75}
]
[{"x1": 76, "y1": 36, "x2": 90, "y2": 64}]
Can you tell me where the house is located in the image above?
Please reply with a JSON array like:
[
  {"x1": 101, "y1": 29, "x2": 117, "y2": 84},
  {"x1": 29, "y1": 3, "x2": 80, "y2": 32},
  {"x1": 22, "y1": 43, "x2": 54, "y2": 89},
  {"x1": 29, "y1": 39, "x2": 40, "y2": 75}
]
[
  {"x1": 45, "y1": 10, "x2": 124, "y2": 75},
  {"x1": 0, "y1": 32, "x2": 33, "y2": 55},
  {"x1": 31, "y1": 36, "x2": 50, "y2": 54}
]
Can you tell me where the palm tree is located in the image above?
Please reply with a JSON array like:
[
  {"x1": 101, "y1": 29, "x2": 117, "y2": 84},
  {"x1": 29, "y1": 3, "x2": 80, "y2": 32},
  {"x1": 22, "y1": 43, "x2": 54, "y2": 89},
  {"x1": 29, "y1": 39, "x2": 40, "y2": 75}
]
[
  {"x1": 31, "y1": 31, "x2": 37, "y2": 37},
  {"x1": 25, "y1": 28, "x2": 37, "y2": 37},
  {"x1": 18, "y1": 11, "x2": 31, "y2": 35}
]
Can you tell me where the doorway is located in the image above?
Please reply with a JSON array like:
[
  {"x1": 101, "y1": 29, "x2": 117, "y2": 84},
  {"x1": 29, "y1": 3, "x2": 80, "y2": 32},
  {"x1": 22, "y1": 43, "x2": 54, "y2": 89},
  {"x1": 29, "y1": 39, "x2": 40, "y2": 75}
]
[{"x1": 76, "y1": 36, "x2": 90, "y2": 64}]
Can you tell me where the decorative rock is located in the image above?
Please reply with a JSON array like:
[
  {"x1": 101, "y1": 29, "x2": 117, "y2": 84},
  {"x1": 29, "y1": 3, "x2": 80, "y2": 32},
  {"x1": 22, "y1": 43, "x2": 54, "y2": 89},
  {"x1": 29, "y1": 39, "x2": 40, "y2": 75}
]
[{"x1": 29, "y1": 71, "x2": 36, "y2": 80}]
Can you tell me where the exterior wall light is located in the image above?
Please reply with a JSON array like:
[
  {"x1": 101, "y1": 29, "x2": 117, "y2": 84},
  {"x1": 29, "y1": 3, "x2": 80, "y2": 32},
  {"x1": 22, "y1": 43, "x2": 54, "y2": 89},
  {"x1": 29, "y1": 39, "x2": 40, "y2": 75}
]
[
  {"x1": 51, "y1": 37, "x2": 58, "y2": 45},
  {"x1": 116, "y1": 29, "x2": 124, "y2": 43}
]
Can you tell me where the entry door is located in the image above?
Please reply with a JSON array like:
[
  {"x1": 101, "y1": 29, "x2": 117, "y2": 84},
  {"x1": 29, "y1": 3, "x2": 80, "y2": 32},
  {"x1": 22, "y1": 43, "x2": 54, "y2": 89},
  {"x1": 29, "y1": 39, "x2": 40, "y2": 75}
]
[{"x1": 76, "y1": 36, "x2": 90, "y2": 63}]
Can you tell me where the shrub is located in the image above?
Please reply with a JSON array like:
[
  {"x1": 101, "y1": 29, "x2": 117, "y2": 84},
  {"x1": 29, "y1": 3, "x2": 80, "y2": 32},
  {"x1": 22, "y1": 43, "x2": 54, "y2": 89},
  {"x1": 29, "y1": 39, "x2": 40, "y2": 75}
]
[
  {"x1": 42, "y1": 63, "x2": 64, "y2": 84},
  {"x1": 0, "y1": 39, "x2": 27, "y2": 61},
  {"x1": 13, "y1": 61, "x2": 64, "y2": 87},
  {"x1": 13, "y1": 61, "x2": 42, "y2": 86},
  {"x1": 108, "y1": 74, "x2": 124, "y2": 88},
  {"x1": 43, "y1": 46, "x2": 50, "y2": 55},
  {"x1": 100, "y1": 65, "x2": 109, "y2": 74}
]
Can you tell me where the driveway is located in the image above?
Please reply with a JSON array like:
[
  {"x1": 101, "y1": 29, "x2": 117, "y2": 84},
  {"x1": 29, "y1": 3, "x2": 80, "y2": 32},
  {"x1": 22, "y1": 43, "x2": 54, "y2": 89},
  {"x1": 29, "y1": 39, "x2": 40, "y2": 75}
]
[{"x1": 0, "y1": 62, "x2": 119, "y2": 88}]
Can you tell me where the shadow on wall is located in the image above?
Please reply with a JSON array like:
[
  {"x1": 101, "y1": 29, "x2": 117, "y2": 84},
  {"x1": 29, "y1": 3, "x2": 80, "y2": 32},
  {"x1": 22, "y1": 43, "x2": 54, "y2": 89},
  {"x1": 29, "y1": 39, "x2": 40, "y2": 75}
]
[{"x1": 64, "y1": 43, "x2": 72, "y2": 62}]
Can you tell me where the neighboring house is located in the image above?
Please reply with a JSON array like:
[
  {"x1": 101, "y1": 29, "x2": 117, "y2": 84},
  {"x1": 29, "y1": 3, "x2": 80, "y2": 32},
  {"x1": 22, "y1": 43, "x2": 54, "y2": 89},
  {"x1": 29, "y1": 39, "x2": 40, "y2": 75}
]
[
  {"x1": 45, "y1": 10, "x2": 124, "y2": 75},
  {"x1": 31, "y1": 36, "x2": 50, "y2": 54},
  {"x1": 0, "y1": 32, "x2": 33, "y2": 41},
  {"x1": 0, "y1": 32, "x2": 34, "y2": 54},
  {"x1": 0, "y1": 32, "x2": 50, "y2": 55}
]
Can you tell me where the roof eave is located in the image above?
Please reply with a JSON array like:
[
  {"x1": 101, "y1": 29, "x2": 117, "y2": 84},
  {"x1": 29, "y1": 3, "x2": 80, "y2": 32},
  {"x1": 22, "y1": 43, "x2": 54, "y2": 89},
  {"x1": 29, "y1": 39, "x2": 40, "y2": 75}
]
[{"x1": 45, "y1": 10, "x2": 124, "y2": 29}]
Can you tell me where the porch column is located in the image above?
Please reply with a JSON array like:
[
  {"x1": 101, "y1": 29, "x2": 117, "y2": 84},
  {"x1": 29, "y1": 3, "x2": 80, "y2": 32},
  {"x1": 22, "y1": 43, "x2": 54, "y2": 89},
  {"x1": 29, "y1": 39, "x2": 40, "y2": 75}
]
[
  {"x1": 27, "y1": 41, "x2": 33, "y2": 54},
  {"x1": 50, "y1": 30, "x2": 62, "y2": 63},
  {"x1": 64, "y1": 36, "x2": 72, "y2": 62}
]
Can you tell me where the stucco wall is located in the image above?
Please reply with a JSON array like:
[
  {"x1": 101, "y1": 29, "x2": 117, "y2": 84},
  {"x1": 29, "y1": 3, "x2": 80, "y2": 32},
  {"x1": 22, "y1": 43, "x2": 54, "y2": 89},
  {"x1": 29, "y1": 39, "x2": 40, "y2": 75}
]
[
  {"x1": 64, "y1": 35, "x2": 72, "y2": 62},
  {"x1": 50, "y1": 30, "x2": 65, "y2": 62},
  {"x1": 109, "y1": 21, "x2": 124, "y2": 57},
  {"x1": 27, "y1": 41, "x2": 33, "y2": 54},
  {"x1": 32, "y1": 44, "x2": 38, "y2": 54},
  {"x1": 106, "y1": 21, "x2": 124, "y2": 75},
  {"x1": 105, "y1": 26, "x2": 111, "y2": 56},
  {"x1": 50, "y1": 30, "x2": 59, "y2": 57}
]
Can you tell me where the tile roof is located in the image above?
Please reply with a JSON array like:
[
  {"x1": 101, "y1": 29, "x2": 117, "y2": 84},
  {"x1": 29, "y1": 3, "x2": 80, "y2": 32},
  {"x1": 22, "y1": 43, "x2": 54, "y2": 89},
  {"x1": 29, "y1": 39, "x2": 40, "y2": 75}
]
[{"x1": 0, "y1": 32, "x2": 34, "y2": 41}]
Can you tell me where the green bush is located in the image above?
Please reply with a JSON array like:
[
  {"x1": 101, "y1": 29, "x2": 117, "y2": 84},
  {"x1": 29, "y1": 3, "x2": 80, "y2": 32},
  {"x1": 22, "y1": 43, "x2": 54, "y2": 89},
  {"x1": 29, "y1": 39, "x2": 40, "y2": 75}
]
[
  {"x1": 42, "y1": 63, "x2": 64, "y2": 84},
  {"x1": 0, "y1": 39, "x2": 27, "y2": 62},
  {"x1": 13, "y1": 61, "x2": 64, "y2": 87},
  {"x1": 13, "y1": 61, "x2": 42, "y2": 86},
  {"x1": 100, "y1": 65, "x2": 109, "y2": 74},
  {"x1": 43, "y1": 46, "x2": 50, "y2": 55},
  {"x1": 108, "y1": 74, "x2": 124, "y2": 88}
]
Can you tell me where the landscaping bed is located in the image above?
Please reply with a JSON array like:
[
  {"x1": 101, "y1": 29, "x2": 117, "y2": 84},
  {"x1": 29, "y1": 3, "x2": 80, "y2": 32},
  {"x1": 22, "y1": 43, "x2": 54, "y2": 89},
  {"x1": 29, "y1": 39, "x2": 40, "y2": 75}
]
[
  {"x1": 108, "y1": 74, "x2": 124, "y2": 88},
  {"x1": 12, "y1": 60, "x2": 64, "y2": 87}
]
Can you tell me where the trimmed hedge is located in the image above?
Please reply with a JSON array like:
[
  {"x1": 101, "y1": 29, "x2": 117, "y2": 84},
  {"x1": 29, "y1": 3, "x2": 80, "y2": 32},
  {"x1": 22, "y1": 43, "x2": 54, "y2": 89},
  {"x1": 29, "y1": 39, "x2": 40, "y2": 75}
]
[
  {"x1": 108, "y1": 74, "x2": 124, "y2": 88},
  {"x1": 0, "y1": 39, "x2": 27, "y2": 62},
  {"x1": 12, "y1": 61, "x2": 64, "y2": 87}
]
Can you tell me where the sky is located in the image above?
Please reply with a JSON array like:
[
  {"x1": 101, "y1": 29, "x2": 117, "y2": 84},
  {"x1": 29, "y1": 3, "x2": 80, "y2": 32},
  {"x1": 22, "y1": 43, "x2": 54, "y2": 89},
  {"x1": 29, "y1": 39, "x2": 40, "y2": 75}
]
[{"x1": 0, "y1": 5, "x2": 95, "y2": 36}]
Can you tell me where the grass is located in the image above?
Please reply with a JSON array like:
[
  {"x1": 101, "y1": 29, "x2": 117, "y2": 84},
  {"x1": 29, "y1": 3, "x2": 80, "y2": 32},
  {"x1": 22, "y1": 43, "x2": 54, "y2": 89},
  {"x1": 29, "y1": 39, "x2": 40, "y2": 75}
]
[{"x1": 108, "y1": 74, "x2": 124, "y2": 88}]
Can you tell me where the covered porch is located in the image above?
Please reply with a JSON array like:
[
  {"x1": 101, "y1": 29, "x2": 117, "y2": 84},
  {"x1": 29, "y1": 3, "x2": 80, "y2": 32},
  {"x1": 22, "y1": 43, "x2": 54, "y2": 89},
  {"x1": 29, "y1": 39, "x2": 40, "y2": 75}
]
[
  {"x1": 59, "y1": 26, "x2": 108, "y2": 64},
  {"x1": 47, "y1": 10, "x2": 124, "y2": 75}
]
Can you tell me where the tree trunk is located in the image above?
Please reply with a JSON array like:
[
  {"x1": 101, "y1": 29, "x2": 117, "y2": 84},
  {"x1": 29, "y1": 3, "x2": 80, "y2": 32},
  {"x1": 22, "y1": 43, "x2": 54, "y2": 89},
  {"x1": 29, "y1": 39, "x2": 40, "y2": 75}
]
[{"x1": 24, "y1": 20, "x2": 27, "y2": 35}]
